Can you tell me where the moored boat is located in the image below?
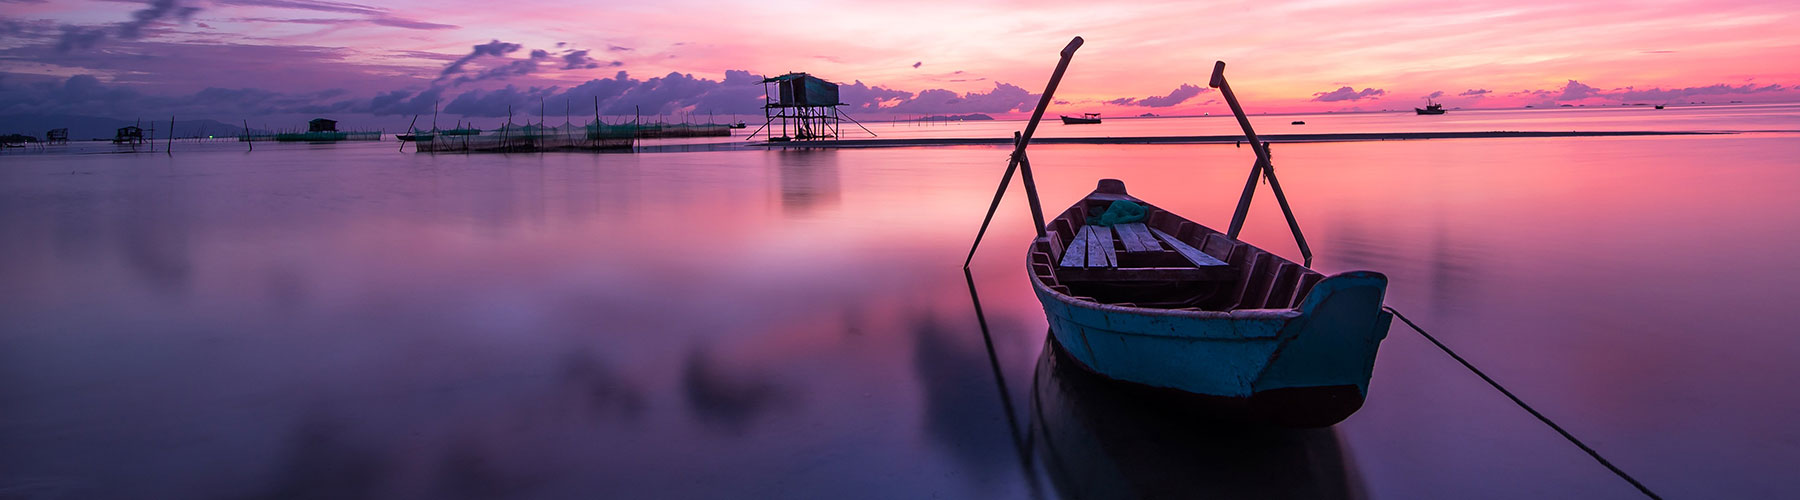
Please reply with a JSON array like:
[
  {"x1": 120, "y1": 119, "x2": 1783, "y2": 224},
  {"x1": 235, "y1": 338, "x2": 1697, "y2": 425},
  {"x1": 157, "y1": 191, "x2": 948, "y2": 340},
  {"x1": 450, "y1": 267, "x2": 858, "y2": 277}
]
[
  {"x1": 1027, "y1": 180, "x2": 1391, "y2": 427},
  {"x1": 1061, "y1": 112, "x2": 1102, "y2": 124},
  {"x1": 962, "y1": 42, "x2": 1391, "y2": 427},
  {"x1": 1026, "y1": 60, "x2": 1388, "y2": 428}
]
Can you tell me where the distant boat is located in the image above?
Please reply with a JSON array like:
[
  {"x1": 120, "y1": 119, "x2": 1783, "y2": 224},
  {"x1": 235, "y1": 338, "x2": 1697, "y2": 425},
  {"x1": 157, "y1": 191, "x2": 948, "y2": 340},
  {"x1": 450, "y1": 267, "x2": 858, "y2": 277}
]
[
  {"x1": 396, "y1": 132, "x2": 432, "y2": 141},
  {"x1": 1655, "y1": 104, "x2": 1665, "y2": 109},
  {"x1": 1414, "y1": 99, "x2": 1446, "y2": 115},
  {"x1": 1291, "y1": 120, "x2": 1306, "y2": 125},
  {"x1": 729, "y1": 122, "x2": 748, "y2": 129},
  {"x1": 1061, "y1": 113, "x2": 1102, "y2": 124}
]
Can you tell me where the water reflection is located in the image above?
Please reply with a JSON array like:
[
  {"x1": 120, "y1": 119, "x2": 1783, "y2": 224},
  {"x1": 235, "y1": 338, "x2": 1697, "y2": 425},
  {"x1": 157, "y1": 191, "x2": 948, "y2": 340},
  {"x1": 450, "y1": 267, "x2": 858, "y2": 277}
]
[
  {"x1": 965, "y1": 268, "x2": 1362, "y2": 499},
  {"x1": 770, "y1": 149, "x2": 841, "y2": 217},
  {"x1": 118, "y1": 182, "x2": 195, "y2": 295},
  {"x1": 910, "y1": 306, "x2": 1022, "y2": 484},
  {"x1": 1030, "y1": 338, "x2": 1363, "y2": 500},
  {"x1": 259, "y1": 416, "x2": 390, "y2": 500},
  {"x1": 680, "y1": 347, "x2": 790, "y2": 435},
  {"x1": 557, "y1": 350, "x2": 646, "y2": 421}
]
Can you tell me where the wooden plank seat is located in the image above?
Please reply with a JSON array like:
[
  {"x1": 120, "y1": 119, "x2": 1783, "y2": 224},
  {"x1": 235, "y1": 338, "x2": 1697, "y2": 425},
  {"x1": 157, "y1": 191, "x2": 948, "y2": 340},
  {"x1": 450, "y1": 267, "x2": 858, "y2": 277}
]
[{"x1": 1056, "y1": 223, "x2": 1233, "y2": 283}]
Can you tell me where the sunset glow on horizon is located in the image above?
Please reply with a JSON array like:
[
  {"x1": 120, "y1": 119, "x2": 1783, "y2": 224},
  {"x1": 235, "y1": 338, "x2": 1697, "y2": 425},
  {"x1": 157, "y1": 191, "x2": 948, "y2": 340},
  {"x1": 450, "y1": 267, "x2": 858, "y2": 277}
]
[{"x1": 4, "y1": 0, "x2": 1799, "y2": 126}]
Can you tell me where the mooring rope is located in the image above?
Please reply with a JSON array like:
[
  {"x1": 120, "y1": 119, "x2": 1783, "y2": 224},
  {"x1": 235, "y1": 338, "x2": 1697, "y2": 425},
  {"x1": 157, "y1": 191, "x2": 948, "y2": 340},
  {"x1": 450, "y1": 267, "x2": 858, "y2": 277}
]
[{"x1": 1383, "y1": 306, "x2": 1663, "y2": 500}]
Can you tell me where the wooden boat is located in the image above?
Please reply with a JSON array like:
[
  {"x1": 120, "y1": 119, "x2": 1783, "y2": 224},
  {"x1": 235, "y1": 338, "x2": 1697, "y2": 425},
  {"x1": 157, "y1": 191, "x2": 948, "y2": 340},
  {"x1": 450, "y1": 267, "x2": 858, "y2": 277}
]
[
  {"x1": 961, "y1": 44, "x2": 1386, "y2": 427},
  {"x1": 1027, "y1": 179, "x2": 1391, "y2": 427},
  {"x1": 1415, "y1": 99, "x2": 1446, "y2": 115},
  {"x1": 1061, "y1": 112, "x2": 1102, "y2": 124}
]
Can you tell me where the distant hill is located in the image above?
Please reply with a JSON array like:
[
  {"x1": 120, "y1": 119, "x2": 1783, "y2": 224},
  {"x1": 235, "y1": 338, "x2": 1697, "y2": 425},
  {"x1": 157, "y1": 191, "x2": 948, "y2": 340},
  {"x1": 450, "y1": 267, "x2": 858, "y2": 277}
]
[
  {"x1": 0, "y1": 114, "x2": 263, "y2": 141},
  {"x1": 904, "y1": 114, "x2": 995, "y2": 121}
]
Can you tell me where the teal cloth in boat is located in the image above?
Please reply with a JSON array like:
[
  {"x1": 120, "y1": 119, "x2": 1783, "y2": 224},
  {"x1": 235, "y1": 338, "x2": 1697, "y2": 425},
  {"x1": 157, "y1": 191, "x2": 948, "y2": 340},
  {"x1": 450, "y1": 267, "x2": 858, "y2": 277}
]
[{"x1": 1088, "y1": 200, "x2": 1147, "y2": 226}]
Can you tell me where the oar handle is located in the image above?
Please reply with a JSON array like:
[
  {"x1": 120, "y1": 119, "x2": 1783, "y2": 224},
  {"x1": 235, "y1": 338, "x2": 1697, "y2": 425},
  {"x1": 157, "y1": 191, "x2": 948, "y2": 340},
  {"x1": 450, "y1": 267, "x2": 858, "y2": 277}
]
[{"x1": 1061, "y1": 37, "x2": 1084, "y2": 58}]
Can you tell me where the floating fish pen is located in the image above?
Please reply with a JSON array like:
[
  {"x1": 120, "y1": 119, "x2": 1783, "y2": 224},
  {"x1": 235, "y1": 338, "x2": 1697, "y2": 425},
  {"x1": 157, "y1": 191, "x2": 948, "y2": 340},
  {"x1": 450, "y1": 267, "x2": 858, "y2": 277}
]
[
  {"x1": 240, "y1": 118, "x2": 381, "y2": 142},
  {"x1": 271, "y1": 131, "x2": 382, "y2": 142},
  {"x1": 413, "y1": 123, "x2": 635, "y2": 153},
  {"x1": 632, "y1": 123, "x2": 733, "y2": 138}
]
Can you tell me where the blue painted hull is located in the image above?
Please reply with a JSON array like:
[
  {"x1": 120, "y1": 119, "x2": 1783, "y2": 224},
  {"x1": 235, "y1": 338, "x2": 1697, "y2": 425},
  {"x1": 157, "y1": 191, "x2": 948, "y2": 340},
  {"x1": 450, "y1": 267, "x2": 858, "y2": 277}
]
[{"x1": 1029, "y1": 188, "x2": 1391, "y2": 427}]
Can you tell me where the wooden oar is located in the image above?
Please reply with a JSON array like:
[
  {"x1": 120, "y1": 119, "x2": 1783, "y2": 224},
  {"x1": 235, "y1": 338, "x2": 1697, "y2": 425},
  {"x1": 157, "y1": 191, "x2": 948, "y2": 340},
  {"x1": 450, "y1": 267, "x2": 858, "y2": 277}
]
[
  {"x1": 1210, "y1": 61, "x2": 1314, "y2": 267},
  {"x1": 964, "y1": 36, "x2": 1084, "y2": 269}
]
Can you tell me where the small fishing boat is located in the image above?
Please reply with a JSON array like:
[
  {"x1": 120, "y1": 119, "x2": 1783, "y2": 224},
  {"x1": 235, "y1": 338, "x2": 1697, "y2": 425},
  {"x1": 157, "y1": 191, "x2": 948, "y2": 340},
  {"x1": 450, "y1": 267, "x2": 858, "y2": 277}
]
[
  {"x1": 1654, "y1": 104, "x2": 1665, "y2": 110},
  {"x1": 1415, "y1": 99, "x2": 1446, "y2": 115},
  {"x1": 396, "y1": 132, "x2": 433, "y2": 142},
  {"x1": 1061, "y1": 112, "x2": 1102, "y2": 124},
  {"x1": 1028, "y1": 180, "x2": 1391, "y2": 427},
  {"x1": 1291, "y1": 120, "x2": 1306, "y2": 125},
  {"x1": 964, "y1": 42, "x2": 1390, "y2": 427}
]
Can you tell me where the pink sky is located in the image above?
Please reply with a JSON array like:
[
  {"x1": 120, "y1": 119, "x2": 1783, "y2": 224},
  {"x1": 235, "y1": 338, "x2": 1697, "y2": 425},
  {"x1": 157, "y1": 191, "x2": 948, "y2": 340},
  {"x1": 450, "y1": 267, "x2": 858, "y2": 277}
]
[{"x1": 3, "y1": 0, "x2": 1799, "y2": 122}]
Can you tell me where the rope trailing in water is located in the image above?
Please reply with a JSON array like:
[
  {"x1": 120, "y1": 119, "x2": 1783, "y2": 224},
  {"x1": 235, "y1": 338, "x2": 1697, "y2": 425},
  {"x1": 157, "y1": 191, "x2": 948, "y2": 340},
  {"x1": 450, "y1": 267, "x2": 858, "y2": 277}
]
[{"x1": 1383, "y1": 306, "x2": 1663, "y2": 500}]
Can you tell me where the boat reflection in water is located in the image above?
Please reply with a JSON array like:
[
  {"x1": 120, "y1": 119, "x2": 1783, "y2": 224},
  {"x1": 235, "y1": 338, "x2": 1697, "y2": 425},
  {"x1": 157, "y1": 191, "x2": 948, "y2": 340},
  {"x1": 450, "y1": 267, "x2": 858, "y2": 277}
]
[
  {"x1": 1027, "y1": 336, "x2": 1365, "y2": 499},
  {"x1": 967, "y1": 264, "x2": 1362, "y2": 499}
]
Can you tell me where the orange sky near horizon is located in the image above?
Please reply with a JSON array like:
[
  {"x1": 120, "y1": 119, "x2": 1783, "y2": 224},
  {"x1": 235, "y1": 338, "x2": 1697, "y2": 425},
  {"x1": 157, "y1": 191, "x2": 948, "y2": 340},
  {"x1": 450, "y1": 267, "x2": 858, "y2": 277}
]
[{"x1": 3, "y1": 0, "x2": 1798, "y2": 117}]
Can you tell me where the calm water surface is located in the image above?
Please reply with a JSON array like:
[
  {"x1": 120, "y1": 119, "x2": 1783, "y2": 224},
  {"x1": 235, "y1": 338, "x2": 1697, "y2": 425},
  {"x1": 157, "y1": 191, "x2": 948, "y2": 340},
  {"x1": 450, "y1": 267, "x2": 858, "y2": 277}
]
[{"x1": 2, "y1": 108, "x2": 1798, "y2": 499}]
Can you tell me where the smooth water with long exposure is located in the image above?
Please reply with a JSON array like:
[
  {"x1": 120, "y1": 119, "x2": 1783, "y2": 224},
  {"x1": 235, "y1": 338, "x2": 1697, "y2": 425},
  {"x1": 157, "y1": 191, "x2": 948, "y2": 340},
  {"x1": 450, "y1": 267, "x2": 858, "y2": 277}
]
[{"x1": 3, "y1": 107, "x2": 1798, "y2": 499}]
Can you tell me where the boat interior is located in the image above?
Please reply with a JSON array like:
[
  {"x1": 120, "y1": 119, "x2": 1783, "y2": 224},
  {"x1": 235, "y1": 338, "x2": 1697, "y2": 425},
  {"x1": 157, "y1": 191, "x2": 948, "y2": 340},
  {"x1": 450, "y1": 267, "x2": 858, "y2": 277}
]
[{"x1": 1030, "y1": 186, "x2": 1324, "y2": 311}]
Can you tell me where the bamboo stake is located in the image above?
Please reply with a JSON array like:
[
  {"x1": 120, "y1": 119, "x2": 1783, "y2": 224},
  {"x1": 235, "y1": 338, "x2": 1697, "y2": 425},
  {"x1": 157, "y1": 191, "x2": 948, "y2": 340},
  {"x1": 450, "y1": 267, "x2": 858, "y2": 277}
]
[
  {"x1": 400, "y1": 114, "x2": 417, "y2": 152},
  {"x1": 1210, "y1": 61, "x2": 1313, "y2": 266},
  {"x1": 964, "y1": 36, "x2": 1083, "y2": 268}
]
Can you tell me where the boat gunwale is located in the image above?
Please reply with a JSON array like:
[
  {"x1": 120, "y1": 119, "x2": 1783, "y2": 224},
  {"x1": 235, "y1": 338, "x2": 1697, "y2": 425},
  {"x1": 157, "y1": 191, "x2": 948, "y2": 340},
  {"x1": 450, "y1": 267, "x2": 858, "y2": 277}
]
[{"x1": 1029, "y1": 189, "x2": 1327, "y2": 318}]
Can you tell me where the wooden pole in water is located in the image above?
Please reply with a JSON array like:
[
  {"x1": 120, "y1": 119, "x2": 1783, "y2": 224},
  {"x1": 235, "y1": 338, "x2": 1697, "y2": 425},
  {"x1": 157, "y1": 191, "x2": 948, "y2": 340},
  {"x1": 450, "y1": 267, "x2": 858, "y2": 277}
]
[
  {"x1": 244, "y1": 120, "x2": 252, "y2": 151},
  {"x1": 400, "y1": 114, "x2": 417, "y2": 152},
  {"x1": 1210, "y1": 61, "x2": 1313, "y2": 266},
  {"x1": 1014, "y1": 132, "x2": 1046, "y2": 234},
  {"x1": 1211, "y1": 61, "x2": 1265, "y2": 240},
  {"x1": 1011, "y1": 37, "x2": 1084, "y2": 235},
  {"x1": 964, "y1": 36, "x2": 1083, "y2": 268},
  {"x1": 167, "y1": 116, "x2": 174, "y2": 156}
]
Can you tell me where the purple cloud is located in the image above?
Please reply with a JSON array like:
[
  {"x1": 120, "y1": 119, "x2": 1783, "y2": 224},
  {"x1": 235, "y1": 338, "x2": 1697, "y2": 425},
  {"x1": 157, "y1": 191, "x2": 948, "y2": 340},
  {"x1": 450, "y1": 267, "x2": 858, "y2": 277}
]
[
  {"x1": 439, "y1": 40, "x2": 523, "y2": 79},
  {"x1": 1459, "y1": 88, "x2": 1491, "y2": 96},
  {"x1": 1613, "y1": 82, "x2": 1787, "y2": 101},
  {"x1": 1108, "y1": 83, "x2": 1207, "y2": 107},
  {"x1": 1312, "y1": 86, "x2": 1386, "y2": 102},
  {"x1": 885, "y1": 82, "x2": 1038, "y2": 114},
  {"x1": 54, "y1": 0, "x2": 200, "y2": 51},
  {"x1": 1556, "y1": 80, "x2": 1602, "y2": 101},
  {"x1": 561, "y1": 50, "x2": 602, "y2": 70},
  {"x1": 117, "y1": 0, "x2": 202, "y2": 39},
  {"x1": 1425, "y1": 90, "x2": 1445, "y2": 99},
  {"x1": 912, "y1": 61, "x2": 922, "y2": 69}
]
